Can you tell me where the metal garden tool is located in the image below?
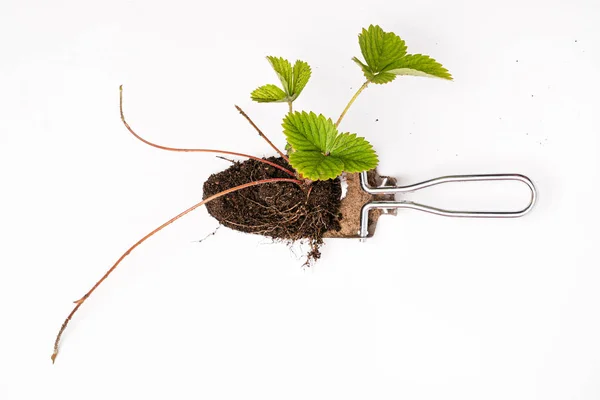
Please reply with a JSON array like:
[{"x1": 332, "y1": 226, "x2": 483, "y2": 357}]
[{"x1": 325, "y1": 170, "x2": 537, "y2": 241}]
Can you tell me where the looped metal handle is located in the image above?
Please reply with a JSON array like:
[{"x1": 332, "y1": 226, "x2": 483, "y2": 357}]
[{"x1": 359, "y1": 172, "x2": 537, "y2": 240}]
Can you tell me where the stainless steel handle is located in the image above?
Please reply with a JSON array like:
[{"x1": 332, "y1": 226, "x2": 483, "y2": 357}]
[{"x1": 358, "y1": 172, "x2": 537, "y2": 241}]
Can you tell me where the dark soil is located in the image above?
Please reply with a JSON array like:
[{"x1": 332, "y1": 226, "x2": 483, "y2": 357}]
[{"x1": 203, "y1": 157, "x2": 342, "y2": 263}]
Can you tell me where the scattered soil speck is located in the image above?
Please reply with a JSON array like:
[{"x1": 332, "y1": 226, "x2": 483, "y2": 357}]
[{"x1": 375, "y1": 118, "x2": 379, "y2": 122}]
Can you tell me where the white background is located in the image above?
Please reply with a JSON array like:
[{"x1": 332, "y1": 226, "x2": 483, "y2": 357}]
[{"x1": 1, "y1": 0, "x2": 599, "y2": 399}]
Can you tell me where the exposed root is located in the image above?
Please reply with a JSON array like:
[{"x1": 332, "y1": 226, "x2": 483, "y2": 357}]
[
  {"x1": 193, "y1": 225, "x2": 221, "y2": 243},
  {"x1": 51, "y1": 177, "x2": 303, "y2": 363},
  {"x1": 119, "y1": 85, "x2": 296, "y2": 178}
]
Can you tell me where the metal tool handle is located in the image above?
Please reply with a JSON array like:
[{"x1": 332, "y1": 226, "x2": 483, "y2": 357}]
[{"x1": 359, "y1": 172, "x2": 537, "y2": 240}]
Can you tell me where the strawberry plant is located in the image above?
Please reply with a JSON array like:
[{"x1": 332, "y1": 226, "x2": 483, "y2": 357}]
[{"x1": 52, "y1": 24, "x2": 451, "y2": 363}]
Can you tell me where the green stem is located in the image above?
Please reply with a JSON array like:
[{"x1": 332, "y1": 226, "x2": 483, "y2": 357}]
[
  {"x1": 288, "y1": 101, "x2": 292, "y2": 114},
  {"x1": 335, "y1": 81, "x2": 369, "y2": 128}
]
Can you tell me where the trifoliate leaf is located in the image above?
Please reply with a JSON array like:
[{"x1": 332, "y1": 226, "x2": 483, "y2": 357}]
[
  {"x1": 289, "y1": 151, "x2": 344, "y2": 181},
  {"x1": 384, "y1": 54, "x2": 452, "y2": 80},
  {"x1": 283, "y1": 111, "x2": 379, "y2": 180},
  {"x1": 251, "y1": 57, "x2": 312, "y2": 103},
  {"x1": 267, "y1": 56, "x2": 293, "y2": 95},
  {"x1": 250, "y1": 84, "x2": 288, "y2": 103},
  {"x1": 291, "y1": 60, "x2": 311, "y2": 100},
  {"x1": 282, "y1": 111, "x2": 338, "y2": 153},
  {"x1": 354, "y1": 24, "x2": 452, "y2": 83},
  {"x1": 358, "y1": 25, "x2": 407, "y2": 73}
]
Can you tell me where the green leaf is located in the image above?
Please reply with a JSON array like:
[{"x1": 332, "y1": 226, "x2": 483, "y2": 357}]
[
  {"x1": 290, "y1": 60, "x2": 311, "y2": 100},
  {"x1": 330, "y1": 133, "x2": 379, "y2": 172},
  {"x1": 289, "y1": 152, "x2": 344, "y2": 180},
  {"x1": 354, "y1": 24, "x2": 452, "y2": 83},
  {"x1": 252, "y1": 57, "x2": 312, "y2": 103},
  {"x1": 384, "y1": 54, "x2": 452, "y2": 80},
  {"x1": 267, "y1": 56, "x2": 293, "y2": 95},
  {"x1": 282, "y1": 111, "x2": 338, "y2": 153},
  {"x1": 358, "y1": 25, "x2": 407, "y2": 73},
  {"x1": 250, "y1": 84, "x2": 288, "y2": 103},
  {"x1": 283, "y1": 111, "x2": 379, "y2": 180}
]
